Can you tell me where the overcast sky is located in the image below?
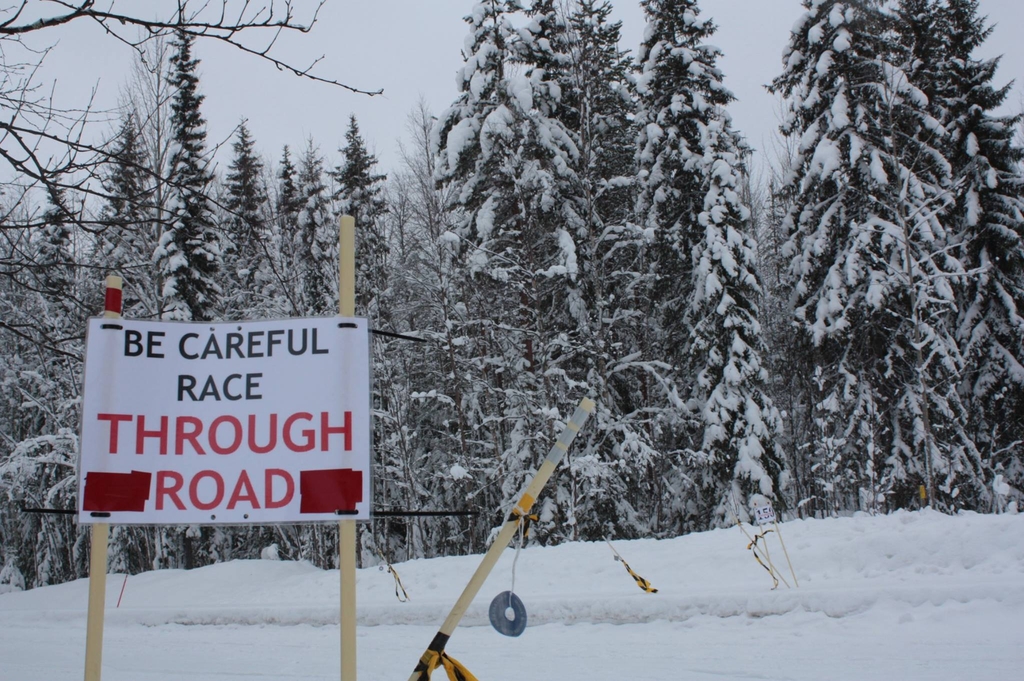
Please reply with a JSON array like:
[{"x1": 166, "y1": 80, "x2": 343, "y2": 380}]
[{"x1": 35, "y1": 0, "x2": 1024, "y2": 178}]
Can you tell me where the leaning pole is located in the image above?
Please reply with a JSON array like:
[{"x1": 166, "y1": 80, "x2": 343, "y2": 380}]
[{"x1": 408, "y1": 397, "x2": 595, "y2": 681}]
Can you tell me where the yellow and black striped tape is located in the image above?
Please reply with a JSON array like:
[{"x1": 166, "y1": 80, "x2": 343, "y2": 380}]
[
  {"x1": 619, "y1": 557, "x2": 658, "y2": 594},
  {"x1": 424, "y1": 649, "x2": 479, "y2": 681}
]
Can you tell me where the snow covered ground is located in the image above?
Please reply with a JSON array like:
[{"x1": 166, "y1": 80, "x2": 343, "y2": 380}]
[{"x1": 1, "y1": 509, "x2": 1022, "y2": 680}]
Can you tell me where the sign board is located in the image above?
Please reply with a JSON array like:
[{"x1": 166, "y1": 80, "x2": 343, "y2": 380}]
[
  {"x1": 754, "y1": 503, "x2": 776, "y2": 526},
  {"x1": 77, "y1": 317, "x2": 371, "y2": 525}
]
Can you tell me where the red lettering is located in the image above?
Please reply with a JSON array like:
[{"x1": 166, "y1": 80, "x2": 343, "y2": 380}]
[
  {"x1": 97, "y1": 413, "x2": 132, "y2": 453},
  {"x1": 136, "y1": 415, "x2": 168, "y2": 455},
  {"x1": 156, "y1": 471, "x2": 185, "y2": 510},
  {"x1": 248, "y1": 414, "x2": 277, "y2": 454},
  {"x1": 96, "y1": 412, "x2": 355, "y2": 458},
  {"x1": 175, "y1": 416, "x2": 206, "y2": 455},
  {"x1": 321, "y1": 411, "x2": 353, "y2": 452},
  {"x1": 283, "y1": 412, "x2": 315, "y2": 452},
  {"x1": 209, "y1": 416, "x2": 243, "y2": 455},
  {"x1": 265, "y1": 469, "x2": 294, "y2": 509},
  {"x1": 189, "y1": 470, "x2": 224, "y2": 511},
  {"x1": 226, "y1": 470, "x2": 260, "y2": 509}
]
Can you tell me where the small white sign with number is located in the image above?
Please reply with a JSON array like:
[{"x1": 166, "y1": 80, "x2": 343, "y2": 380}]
[{"x1": 754, "y1": 503, "x2": 776, "y2": 525}]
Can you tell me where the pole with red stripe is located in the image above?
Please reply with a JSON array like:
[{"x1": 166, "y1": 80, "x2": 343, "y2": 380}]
[{"x1": 84, "y1": 274, "x2": 121, "y2": 681}]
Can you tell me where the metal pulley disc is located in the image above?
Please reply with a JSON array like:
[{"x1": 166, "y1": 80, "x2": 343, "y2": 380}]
[{"x1": 488, "y1": 590, "x2": 527, "y2": 637}]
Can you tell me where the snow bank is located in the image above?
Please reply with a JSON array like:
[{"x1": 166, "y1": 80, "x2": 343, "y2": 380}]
[{"x1": 2, "y1": 510, "x2": 1022, "y2": 680}]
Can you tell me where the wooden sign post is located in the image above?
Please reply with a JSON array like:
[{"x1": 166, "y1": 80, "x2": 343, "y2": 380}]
[
  {"x1": 83, "y1": 274, "x2": 121, "y2": 681},
  {"x1": 77, "y1": 218, "x2": 371, "y2": 679},
  {"x1": 339, "y1": 214, "x2": 357, "y2": 681}
]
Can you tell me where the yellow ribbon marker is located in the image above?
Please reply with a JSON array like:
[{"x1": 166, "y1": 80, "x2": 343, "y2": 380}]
[
  {"x1": 510, "y1": 510, "x2": 539, "y2": 539},
  {"x1": 377, "y1": 549, "x2": 410, "y2": 603},
  {"x1": 605, "y1": 539, "x2": 658, "y2": 594},
  {"x1": 424, "y1": 650, "x2": 479, "y2": 681}
]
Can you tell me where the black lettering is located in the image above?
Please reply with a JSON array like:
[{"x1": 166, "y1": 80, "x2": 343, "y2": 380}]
[
  {"x1": 177, "y1": 375, "x2": 198, "y2": 401},
  {"x1": 311, "y1": 327, "x2": 328, "y2": 354},
  {"x1": 180, "y1": 333, "x2": 199, "y2": 359},
  {"x1": 226, "y1": 333, "x2": 244, "y2": 359},
  {"x1": 198, "y1": 375, "x2": 221, "y2": 401},
  {"x1": 246, "y1": 373, "x2": 263, "y2": 400},
  {"x1": 223, "y1": 374, "x2": 243, "y2": 401},
  {"x1": 125, "y1": 330, "x2": 143, "y2": 357},
  {"x1": 267, "y1": 329, "x2": 284, "y2": 357},
  {"x1": 147, "y1": 331, "x2": 166, "y2": 358},
  {"x1": 247, "y1": 331, "x2": 265, "y2": 358},
  {"x1": 201, "y1": 334, "x2": 223, "y2": 360},
  {"x1": 287, "y1": 328, "x2": 307, "y2": 355}
]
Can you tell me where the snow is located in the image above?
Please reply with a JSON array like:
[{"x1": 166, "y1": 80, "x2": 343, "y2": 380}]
[
  {"x1": 479, "y1": 105, "x2": 514, "y2": 158},
  {"x1": 869, "y1": 149, "x2": 889, "y2": 185},
  {"x1": 443, "y1": 117, "x2": 480, "y2": 174},
  {"x1": 832, "y1": 28, "x2": 851, "y2": 53},
  {"x1": 829, "y1": 87, "x2": 849, "y2": 128},
  {"x1": 966, "y1": 132, "x2": 980, "y2": 158},
  {"x1": 815, "y1": 49, "x2": 834, "y2": 77},
  {"x1": 506, "y1": 75, "x2": 534, "y2": 113},
  {"x1": 828, "y1": 4, "x2": 846, "y2": 28},
  {"x1": 807, "y1": 21, "x2": 825, "y2": 46},
  {"x1": 2, "y1": 511, "x2": 1022, "y2": 680},
  {"x1": 809, "y1": 137, "x2": 842, "y2": 180}
]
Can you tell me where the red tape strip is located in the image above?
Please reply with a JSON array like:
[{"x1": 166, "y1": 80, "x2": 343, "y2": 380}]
[
  {"x1": 83, "y1": 470, "x2": 151, "y2": 512},
  {"x1": 104, "y1": 286, "x2": 123, "y2": 315},
  {"x1": 299, "y1": 468, "x2": 363, "y2": 514}
]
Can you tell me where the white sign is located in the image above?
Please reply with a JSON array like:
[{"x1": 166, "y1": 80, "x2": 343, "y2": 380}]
[
  {"x1": 754, "y1": 503, "x2": 776, "y2": 526},
  {"x1": 77, "y1": 317, "x2": 371, "y2": 525}
]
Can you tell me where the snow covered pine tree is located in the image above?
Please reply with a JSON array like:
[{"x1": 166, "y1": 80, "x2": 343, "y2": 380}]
[{"x1": 636, "y1": 0, "x2": 781, "y2": 529}]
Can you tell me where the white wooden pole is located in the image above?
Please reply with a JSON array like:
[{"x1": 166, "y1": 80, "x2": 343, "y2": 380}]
[
  {"x1": 773, "y1": 520, "x2": 799, "y2": 587},
  {"x1": 338, "y1": 215, "x2": 357, "y2": 681},
  {"x1": 84, "y1": 274, "x2": 121, "y2": 681}
]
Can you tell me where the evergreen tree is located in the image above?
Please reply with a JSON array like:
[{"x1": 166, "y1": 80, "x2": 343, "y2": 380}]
[
  {"x1": 277, "y1": 145, "x2": 302, "y2": 220},
  {"x1": 97, "y1": 115, "x2": 153, "y2": 317},
  {"x1": 935, "y1": 0, "x2": 1024, "y2": 504},
  {"x1": 332, "y1": 115, "x2": 387, "y2": 317},
  {"x1": 295, "y1": 140, "x2": 335, "y2": 315},
  {"x1": 635, "y1": 0, "x2": 781, "y2": 527},
  {"x1": 222, "y1": 120, "x2": 270, "y2": 316},
  {"x1": 332, "y1": 116, "x2": 390, "y2": 564},
  {"x1": 769, "y1": 0, "x2": 982, "y2": 512},
  {"x1": 564, "y1": 0, "x2": 636, "y2": 231},
  {"x1": 0, "y1": 186, "x2": 95, "y2": 588},
  {"x1": 269, "y1": 144, "x2": 306, "y2": 316},
  {"x1": 529, "y1": 0, "x2": 667, "y2": 539},
  {"x1": 37, "y1": 188, "x2": 75, "y2": 305},
  {"x1": 435, "y1": 0, "x2": 593, "y2": 537},
  {"x1": 156, "y1": 29, "x2": 221, "y2": 321},
  {"x1": 634, "y1": 0, "x2": 726, "y2": 497}
]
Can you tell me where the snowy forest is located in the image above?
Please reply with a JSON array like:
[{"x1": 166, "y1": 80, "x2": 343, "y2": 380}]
[{"x1": 1, "y1": 0, "x2": 1022, "y2": 591}]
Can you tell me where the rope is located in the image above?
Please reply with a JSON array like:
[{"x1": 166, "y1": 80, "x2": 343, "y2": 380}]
[
  {"x1": 373, "y1": 513, "x2": 409, "y2": 602},
  {"x1": 423, "y1": 650, "x2": 479, "y2": 681},
  {"x1": 508, "y1": 509, "x2": 536, "y2": 604},
  {"x1": 377, "y1": 549, "x2": 410, "y2": 602},
  {"x1": 605, "y1": 540, "x2": 658, "y2": 594},
  {"x1": 746, "y1": 530, "x2": 779, "y2": 590}
]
